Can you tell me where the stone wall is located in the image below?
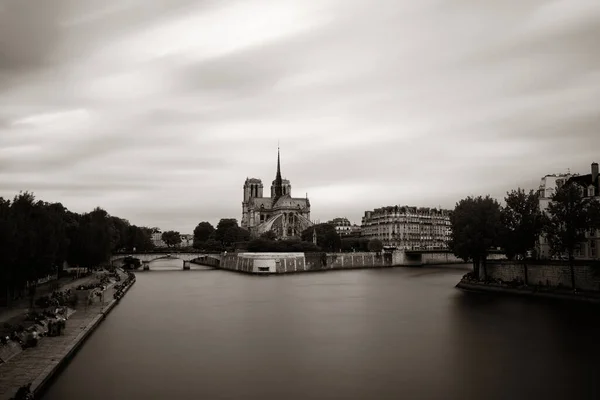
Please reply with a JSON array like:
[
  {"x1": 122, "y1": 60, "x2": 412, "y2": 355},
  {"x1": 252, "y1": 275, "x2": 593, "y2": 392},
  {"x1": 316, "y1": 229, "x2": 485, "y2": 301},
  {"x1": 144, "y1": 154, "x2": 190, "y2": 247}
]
[
  {"x1": 421, "y1": 252, "x2": 463, "y2": 265},
  {"x1": 221, "y1": 253, "x2": 306, "y2": 273},
  {"x1": 318, "y1": 252, "x2": 391, "y2": 270},
  {"x1": 484, "y1": 261, "x2": 600, "y2": 292},
  {"x1": 220, "y1": 252, "x2": 394, "y2": 274},
  {"x1": 218, "y1": 250, "x2": 492, "y2": 274}
]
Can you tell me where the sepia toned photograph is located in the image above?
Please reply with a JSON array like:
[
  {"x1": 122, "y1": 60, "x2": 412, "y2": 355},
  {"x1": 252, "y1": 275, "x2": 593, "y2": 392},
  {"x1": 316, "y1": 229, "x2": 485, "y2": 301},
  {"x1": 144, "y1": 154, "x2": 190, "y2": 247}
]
[{"x1": 1, "y1": 0, "x2": 599, "y2": 399}]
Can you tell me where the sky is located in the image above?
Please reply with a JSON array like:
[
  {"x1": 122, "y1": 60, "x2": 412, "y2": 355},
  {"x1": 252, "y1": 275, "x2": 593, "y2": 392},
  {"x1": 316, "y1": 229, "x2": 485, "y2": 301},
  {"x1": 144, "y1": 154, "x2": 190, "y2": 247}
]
[{"x1": 1, "y1": 0, "x2": 599, "y2": 233}]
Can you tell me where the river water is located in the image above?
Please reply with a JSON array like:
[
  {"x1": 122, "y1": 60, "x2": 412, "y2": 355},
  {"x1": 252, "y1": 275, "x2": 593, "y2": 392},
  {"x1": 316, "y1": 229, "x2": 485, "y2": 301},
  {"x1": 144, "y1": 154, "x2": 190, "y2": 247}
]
[{"x1": 42, "y1": 259, "x2": 600, "y2": 400}]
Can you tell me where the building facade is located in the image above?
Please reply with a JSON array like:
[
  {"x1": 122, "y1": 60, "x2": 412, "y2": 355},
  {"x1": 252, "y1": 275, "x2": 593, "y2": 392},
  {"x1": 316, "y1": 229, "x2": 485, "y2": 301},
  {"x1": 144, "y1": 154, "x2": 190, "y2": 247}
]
[
  {"x1": 328, "y1": 217, "x2": 362, "y2": 237},
  {"x1": 536, "y1": 172, "x2": 575, "y2": 258},
  {"x1": 179, "y1": 234, "x2": 193, "y2": 247},
  {"x1": 361, "y1": 206, "x2": 451, "y2": 250},
  {"x1": 151, "y1": 231, "x2": 166, "y2": 248},
  {"x1": 566, "y1": 162, "x2": 599, "y2": 259},
  {"x1": 537, "y1": 163, "x2": 600, "y2": 260},
  {"x1": 241, "y1": 149, "x2": 313, "y2": 240}
]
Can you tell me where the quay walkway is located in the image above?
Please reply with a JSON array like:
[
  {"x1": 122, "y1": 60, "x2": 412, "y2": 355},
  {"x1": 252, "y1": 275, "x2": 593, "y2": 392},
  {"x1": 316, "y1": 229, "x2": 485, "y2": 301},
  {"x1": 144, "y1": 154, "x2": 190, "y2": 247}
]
[{"x1": 0, "y1": 269, "x2": 134, "y2": 399}]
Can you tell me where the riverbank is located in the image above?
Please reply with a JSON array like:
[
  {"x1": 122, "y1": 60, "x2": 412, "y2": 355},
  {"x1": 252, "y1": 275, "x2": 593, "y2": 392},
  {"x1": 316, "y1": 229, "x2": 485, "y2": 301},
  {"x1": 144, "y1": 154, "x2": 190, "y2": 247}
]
[
  {"x1": 456, "y1": 281, "x2": 600, "y2": 304},
  {"x1": 0, "y1": 269, "x2": 136, "y2": 400}
]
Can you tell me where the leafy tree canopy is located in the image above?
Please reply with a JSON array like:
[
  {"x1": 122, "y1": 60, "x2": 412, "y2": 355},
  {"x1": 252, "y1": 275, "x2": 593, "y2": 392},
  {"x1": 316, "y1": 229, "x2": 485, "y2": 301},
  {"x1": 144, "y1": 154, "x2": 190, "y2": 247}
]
[
  {"x1": 499, "y1": 188, "x2": 544, "y2": 260},
  {"x1": 0, "y1": 192, "x2": 154, "y2": 306},
  {"x1": 247, "y1": 238, "x2": 320, "y2": 252},
  {"x1": 301, "y1": 224, "x2": 341, "y2": 252},
  {"x1": 543, "y1": 182, "x2": 600, "y2": 261},
  {"x1": 161, "y1": 231, "x2": 182, "y2": 248},
  {"x1": 215, "y1": 219, "x2": 239, "y2": 243},
  {"x1": 367, "y1": 239, "x2": 384, "y2": 253},
  {"x1": 193, "y1": 222, "x2": 215, "y2": 248},
  {"x1": 449, "y1": 195, "x2": 502, "y2": 278}
]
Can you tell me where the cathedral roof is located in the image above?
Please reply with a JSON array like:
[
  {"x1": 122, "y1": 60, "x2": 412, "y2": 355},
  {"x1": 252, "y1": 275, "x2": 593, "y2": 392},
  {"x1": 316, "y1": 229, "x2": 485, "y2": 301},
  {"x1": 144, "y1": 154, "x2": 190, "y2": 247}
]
[
  {"x1": 273, "y1": 194, "x2": 309, "y2": 209},
  {"x1": 249, "y1": 197, "x2": 273, "y2": 209}
]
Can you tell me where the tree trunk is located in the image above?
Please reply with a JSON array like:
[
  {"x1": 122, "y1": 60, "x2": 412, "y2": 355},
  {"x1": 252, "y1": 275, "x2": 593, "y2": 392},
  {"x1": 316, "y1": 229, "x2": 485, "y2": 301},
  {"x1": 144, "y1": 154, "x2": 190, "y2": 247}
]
[
  {"x1": 523, "y1": 261, "x2": 528, "y2": 286},
  {"x1": 569, "y1": 252, "x2": 576, "y2": 291},
  {"x1": 481, "y1": 257, "x2": 487, "y2": 281},
  {"x1": 473, "y1": 258, "x2": 480, "y2": 280}
]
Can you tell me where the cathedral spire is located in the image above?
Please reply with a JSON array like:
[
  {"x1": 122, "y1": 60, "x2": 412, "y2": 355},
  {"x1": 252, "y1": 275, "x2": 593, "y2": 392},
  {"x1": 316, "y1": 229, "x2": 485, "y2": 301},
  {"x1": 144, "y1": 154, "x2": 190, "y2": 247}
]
[
  {"x1": 274, "y1": 145, "x2": 283, "y2": 201},
  {"x1": 276, "y1": 145, "x2": 282, "y2": 182}
]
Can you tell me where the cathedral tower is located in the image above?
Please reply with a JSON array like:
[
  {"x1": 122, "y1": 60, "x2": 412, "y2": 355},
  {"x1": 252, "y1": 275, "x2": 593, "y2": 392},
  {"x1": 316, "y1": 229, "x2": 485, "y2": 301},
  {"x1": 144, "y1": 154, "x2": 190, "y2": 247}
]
[
  {"x1": 272, "y1": 147, "x2": 283, "y2": 203},
  {"x1": 271, "y1": 147, "x2": 292, "y2": 198}
]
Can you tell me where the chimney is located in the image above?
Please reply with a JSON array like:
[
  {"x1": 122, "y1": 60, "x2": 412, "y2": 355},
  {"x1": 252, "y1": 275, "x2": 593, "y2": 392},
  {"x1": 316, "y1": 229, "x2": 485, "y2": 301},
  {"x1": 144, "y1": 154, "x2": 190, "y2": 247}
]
[{"x1": 592, "y1": 162, "x2": 599, "y2": 185}]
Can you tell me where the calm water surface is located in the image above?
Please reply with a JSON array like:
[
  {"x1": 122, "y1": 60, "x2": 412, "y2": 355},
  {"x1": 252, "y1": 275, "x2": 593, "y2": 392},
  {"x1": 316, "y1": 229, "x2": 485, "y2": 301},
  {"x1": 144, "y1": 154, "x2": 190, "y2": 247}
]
[{"x1": 43, "y1": 259, "x2": 600, "y2": 400}]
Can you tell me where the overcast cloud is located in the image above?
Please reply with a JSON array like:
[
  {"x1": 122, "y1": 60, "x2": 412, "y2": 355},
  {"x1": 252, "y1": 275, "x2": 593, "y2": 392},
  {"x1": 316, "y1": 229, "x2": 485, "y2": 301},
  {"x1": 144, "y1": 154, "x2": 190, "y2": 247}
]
[{"x1": 1, "y1": 0, "x2": 599, "y2": 232}]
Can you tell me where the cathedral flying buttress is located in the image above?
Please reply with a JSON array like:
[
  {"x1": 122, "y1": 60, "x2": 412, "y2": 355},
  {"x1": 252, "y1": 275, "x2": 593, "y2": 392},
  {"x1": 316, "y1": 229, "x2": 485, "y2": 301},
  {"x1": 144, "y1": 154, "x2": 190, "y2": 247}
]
[{"x1": 241, "y1": 148, "x2": 313, "y2": 240}]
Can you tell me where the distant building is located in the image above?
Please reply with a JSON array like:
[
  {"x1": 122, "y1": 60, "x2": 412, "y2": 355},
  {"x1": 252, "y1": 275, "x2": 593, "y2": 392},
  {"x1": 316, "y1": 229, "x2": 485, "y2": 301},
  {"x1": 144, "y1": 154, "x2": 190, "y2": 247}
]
[
  {"x1": 241, "y1": 148, "x2": 313, "y2": 240},
  {"x1": 349, "y1": 224, "x2": 362, "y2": 237},
  {"x1": 361, "y1": 205, "x2": 451, "y2": 250},
  {"x1": 537, "y1": 163, "x2": 600, "y2": 260},
  {"x1": 327, "y1": 217, "x2": 362, "y2": 237},
  {"x1": 151, "y1": 231, "x2": 166, "y2": 248},
  {"x1": 537, "y1": 172, "x2": 576, "y2": 214},
  {"x1": 566, "y1": 163, "x2": 599, "y2": 259},
  {"x1": 536, "y1": 172, "x2": 576, "y2": 258},
  {"x1": 179, "y1": 234, "x2": 194, "y2": 247}
]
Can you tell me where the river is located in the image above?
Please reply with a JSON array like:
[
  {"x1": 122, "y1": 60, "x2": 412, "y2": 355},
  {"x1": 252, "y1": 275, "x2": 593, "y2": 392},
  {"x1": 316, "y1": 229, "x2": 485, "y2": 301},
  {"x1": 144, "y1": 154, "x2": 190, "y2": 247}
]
[{"x1": 42, "y1": 259, "x2": 600, "y2": 400}]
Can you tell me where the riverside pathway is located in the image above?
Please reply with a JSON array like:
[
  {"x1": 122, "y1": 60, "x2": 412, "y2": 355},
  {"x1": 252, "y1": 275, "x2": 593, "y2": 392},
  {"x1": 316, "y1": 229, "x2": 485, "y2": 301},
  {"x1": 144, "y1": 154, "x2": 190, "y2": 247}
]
[
  {"x1": 0, "y1": 274, "x2": 100, "y2": 325},
  {"x1": 0, "y1": 270, "x2": 128, "y2": 400}
]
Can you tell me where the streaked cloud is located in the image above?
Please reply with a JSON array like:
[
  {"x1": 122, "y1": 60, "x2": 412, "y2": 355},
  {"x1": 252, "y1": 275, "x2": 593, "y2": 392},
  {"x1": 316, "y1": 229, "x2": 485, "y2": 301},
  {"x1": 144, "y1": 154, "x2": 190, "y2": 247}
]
[{"x1": 1, "y1": 0, "x2": 599, "y2": 232}]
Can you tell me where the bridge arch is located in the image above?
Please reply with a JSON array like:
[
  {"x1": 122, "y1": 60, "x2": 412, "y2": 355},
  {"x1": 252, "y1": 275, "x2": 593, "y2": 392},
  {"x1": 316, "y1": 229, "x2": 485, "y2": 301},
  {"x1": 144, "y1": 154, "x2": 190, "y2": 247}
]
[{"x1": 110, "y1": 253, "x2": 221, "y2": 270}]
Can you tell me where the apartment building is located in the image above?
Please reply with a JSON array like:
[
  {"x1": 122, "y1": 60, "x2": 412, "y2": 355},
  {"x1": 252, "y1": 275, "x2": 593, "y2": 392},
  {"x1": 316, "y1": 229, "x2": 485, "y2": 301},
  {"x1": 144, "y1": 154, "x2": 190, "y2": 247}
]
[
  {"x1": 179, "y1": 234, "x2": 194, "y2": 247},
  {"x1": 151, "y1": 231, "x2": 166, "y2": 248},
  {"x1": 361, "y1": 205, "x2": 451, "y2": 250},
  {"x1": 537, "y1": 162, "x2": 599, "y2": 260},
  {"x1": 328, "y1": 217, "x2": 362, "y2": 237}
]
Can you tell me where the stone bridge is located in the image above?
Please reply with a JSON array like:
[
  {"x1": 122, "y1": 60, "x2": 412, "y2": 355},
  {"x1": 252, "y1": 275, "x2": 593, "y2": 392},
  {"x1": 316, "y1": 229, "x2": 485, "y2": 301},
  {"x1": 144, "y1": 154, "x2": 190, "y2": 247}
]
[{"x1": 110, "y1": 252, "x2": 222, "y2": 270}]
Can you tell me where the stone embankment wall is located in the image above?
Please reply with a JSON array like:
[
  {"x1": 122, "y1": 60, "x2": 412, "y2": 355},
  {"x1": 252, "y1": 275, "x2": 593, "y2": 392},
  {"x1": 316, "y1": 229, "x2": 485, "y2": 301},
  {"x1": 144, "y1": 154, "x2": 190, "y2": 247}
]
[
  {"x1": 309, "y1": 252, "x2": 391, "y2": 270},
  {"x1": 484, "y1": 261, "x2": 600, "y2": 292},
  {"x1": 420, "y1": 252, "x2": 504, "y2": 265},
  {"x1": 218, "y1": 250, "x2": 504, "y2": 274},
  {"x1": 221, "y1": 252, "x2": 395, "y2": 274}
]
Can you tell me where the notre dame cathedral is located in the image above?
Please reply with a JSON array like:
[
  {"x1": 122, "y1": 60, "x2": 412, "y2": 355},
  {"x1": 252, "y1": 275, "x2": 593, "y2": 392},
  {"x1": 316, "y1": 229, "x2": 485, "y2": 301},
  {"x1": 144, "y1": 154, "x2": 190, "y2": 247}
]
[{"x1": 241, "y1": 148, "x2": 313, "y2": 240}]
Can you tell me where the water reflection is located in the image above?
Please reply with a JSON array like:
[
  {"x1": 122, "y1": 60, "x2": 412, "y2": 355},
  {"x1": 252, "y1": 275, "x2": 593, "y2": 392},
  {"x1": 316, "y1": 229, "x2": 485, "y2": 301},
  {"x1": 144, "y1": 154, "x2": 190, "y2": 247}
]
[{"x1": 42, "y1": 263, "x2": 599, "y2": 400}]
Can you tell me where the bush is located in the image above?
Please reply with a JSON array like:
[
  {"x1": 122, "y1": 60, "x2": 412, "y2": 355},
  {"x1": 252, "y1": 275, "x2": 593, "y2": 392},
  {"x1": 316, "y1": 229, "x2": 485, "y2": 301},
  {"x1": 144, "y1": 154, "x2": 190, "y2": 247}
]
[{"x1": 246, "y1": 238, "x2": 321, "y2": 252}]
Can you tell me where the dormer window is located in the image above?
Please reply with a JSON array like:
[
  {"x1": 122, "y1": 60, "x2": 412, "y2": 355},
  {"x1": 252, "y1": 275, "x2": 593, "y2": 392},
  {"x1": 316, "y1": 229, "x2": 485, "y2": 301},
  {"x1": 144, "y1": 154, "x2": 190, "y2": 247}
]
[{"x1": 588, "y1": 186, "x2": 595, "y2": 197}]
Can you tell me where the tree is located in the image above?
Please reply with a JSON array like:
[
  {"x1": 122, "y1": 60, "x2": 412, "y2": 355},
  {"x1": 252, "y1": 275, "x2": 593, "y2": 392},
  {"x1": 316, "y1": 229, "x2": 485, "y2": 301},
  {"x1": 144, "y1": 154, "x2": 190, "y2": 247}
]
[
  {"x1": 0, "y1": 197, "x2": 15, "y2": 305},
  {"x1": 301, "y1": 224, "x2": 341, "y2": 252},
  {"x1": 543, "y1": 182, "x2": 600, "y2": 289},
  {"x1": 449, "y1": 195, "x2": 502, "y2": 280},
  {"x1": 499, "y1": 188, "x2": 544, "y2": 285},
  {"x1": 193, "y1": 222, "x2": 215, "y2": 248},
  {"x1": 500, "y1": 189, "x2": 543, "y2": 260},
  {"x1": 367, "y1": 239, "x2": 384, "y2": 253},
  {"x1": 0, "y1": 191, "x2": 153, "y2": 306},
  {"x1": 126, "y1": 225, "x2": 154, "y2": 252},
  {"x1": 222, "y1": 226, "x2": 250, "y2": 246},
  {"x1": 215, "y1": 219, "x2": 239, "y2": 244},
  {"x1": 109, "y1": 216, "x2": 130, "y2": 252},
  {"x1": 203, "y1": 239, "x2": 224, "y2": 252},
  {"x1": 161, "y1": 231, "x2": 182, "y2": 248},
  {"x1": 246, "y1": 238, "x2": 320, "y2": 252},
  {"x1": 341, "y1": 238, "x2": 370, "y2": 252},
  {"x1": 260, "y1": 230, "x2": 277, "y2": 240}
]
